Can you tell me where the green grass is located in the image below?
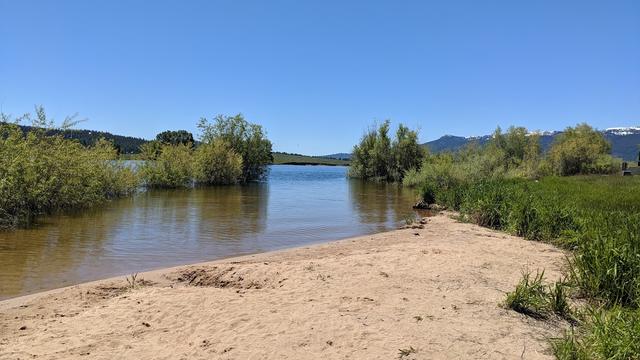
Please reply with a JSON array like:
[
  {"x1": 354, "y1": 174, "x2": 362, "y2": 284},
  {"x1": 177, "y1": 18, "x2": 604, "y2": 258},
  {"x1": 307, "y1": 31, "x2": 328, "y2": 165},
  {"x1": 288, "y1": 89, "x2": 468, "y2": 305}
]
[
  {"x1": 414, "y1": 174, "x2": 640, "y2": 358},
  {"x1": 552, "y1": 308, "x2": 640, "y2": 360},
  {"x1": 272, "y1": 152, "x2": 350, "y2": 166},
  {"x1": 504, "y1": 270, "x2": 573, "y2": 320},
  {"x1": 505, "y1": 270, "x2": 550, "y2": 318}
]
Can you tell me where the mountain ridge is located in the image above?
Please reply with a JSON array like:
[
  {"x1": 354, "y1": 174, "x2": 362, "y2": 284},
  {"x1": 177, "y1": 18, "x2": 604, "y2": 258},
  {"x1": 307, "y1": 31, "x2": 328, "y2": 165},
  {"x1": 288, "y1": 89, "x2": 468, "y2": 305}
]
[{"x1": 424, "y1": 127, "x2": 640, "y2": 161}]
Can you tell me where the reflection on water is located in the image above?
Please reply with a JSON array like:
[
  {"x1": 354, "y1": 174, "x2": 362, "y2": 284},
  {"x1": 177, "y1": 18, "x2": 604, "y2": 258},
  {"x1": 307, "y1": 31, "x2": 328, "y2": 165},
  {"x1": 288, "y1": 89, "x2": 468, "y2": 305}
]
[{"x1": 0, "y1": 165, "x2": 419, "y2": 299}]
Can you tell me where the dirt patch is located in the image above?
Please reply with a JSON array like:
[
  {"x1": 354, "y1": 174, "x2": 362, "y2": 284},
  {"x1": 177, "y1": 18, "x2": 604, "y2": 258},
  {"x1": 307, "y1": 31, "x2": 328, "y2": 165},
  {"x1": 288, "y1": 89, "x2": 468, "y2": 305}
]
[{"x1": 171, "y1": 266, "x2": 275, "y2": 289}]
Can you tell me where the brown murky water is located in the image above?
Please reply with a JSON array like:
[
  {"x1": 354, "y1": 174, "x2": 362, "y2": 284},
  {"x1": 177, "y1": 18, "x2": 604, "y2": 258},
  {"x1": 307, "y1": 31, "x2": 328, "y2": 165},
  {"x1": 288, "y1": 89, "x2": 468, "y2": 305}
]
[{"x1": 0, "y1": 165, "x2": 420, "y2": 299}]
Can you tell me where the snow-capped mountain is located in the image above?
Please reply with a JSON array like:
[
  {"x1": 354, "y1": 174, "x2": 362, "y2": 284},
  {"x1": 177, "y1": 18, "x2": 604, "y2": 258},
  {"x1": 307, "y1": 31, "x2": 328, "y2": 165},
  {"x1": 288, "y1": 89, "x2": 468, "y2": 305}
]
[
  {"x1": 423, "y1": 126, "x2": 640, "y2": 161},
  {"x1": 604, "y1": 127, "x2": 640, "y2": 136}
]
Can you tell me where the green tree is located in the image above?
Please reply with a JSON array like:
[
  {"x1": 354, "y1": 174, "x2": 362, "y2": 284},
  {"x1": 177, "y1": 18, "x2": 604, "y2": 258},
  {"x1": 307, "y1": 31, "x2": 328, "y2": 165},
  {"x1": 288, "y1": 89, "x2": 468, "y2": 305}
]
[
  {"x1": 349, "y1": 120, "x2": 424, "y2": 182},
  {"x1": 393, "y1": 124, "x2": 425, "y2": 180},
  {"x1": 547, "y1": 123, "x2": 618, "y2": 175},
  {"x1": 155, "y1": 130, "x2": 194, "y2": 146},
  {"x1": 197, "y1": 114, "x2": 273, "y2": 182}
]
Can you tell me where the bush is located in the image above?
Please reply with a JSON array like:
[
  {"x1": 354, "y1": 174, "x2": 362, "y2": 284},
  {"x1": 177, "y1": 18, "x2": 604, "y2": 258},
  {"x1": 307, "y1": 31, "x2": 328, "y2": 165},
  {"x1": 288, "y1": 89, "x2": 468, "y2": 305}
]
[
  {"x1": 198, "y1": 114, "x2": 272, "y2": 182},
  {"x1": 547, "y1": 123, "x2": 619, "y2": 176},
  {"x1": 193, "y1": 140, "x2": 243, "y2": 185},
  {"x1": 139, "y1": 143, "x2": 194, "y2": 188},
  {"x1": 0, "y1": 120, "x2": 138, "y2": 228},
  {"x1": 350, "y1": 120, "x2": 425, "y2": 182}
]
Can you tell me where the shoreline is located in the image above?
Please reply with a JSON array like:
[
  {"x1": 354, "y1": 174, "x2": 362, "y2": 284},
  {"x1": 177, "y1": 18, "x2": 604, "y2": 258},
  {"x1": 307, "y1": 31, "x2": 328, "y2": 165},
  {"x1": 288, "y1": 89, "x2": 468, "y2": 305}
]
[
  {"x1": 0, "y1": 228, "x2": 396, "y2": 309},
  {"x1": 0, "y1": 214, "x2": 568, "y2": 359}
]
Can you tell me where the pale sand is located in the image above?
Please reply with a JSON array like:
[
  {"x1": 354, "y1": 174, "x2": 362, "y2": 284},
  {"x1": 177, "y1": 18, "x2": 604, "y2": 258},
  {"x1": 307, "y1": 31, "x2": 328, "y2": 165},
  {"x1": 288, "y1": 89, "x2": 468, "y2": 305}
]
[{"x1": 0, "y1": 214, "x2": 568, "y2": 360}]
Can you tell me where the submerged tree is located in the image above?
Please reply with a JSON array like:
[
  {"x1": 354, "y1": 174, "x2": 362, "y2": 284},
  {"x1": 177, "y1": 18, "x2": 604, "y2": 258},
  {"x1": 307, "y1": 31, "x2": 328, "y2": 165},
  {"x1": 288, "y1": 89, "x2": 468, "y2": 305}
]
[
  {"x1": 197, "y1": 114, "x2": 273, "y2": 182},
  {"x1": 349, "y1": 120, "x2": 424, "y2": 182}
]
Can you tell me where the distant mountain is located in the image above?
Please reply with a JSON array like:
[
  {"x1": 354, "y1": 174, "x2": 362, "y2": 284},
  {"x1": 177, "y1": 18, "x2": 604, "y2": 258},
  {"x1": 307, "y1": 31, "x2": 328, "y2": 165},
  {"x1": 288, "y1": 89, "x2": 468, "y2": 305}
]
[
  {"x1": 423, "y1": 135, "x2": 490, "y2": 153},
  {"x1": 423, "y1": 127, "x2": 640, "y2": 161},
  {"x1": 4, "y1": 123, "x2": 149, "y2": 154},
  {"x1": 322, "y1": 153, "x2": 352, "y2": 161},
  {"x1": 603, "y1": 127, "x2": 640, "y2": 161}
]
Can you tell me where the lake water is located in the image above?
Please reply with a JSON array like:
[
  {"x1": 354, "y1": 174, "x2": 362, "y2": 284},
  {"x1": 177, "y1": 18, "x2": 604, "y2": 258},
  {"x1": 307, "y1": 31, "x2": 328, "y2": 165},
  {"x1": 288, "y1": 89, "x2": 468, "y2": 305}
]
[{"x1": 0, "y1": 165, "x2": 420, "y2": 300}]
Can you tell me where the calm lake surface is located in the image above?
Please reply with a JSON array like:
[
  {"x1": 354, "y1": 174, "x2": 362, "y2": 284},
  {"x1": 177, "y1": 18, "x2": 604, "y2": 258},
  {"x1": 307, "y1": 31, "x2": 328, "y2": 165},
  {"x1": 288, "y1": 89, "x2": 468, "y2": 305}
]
[{"x1": 0, "y1": 165, "x2": 420, "y2": 300}]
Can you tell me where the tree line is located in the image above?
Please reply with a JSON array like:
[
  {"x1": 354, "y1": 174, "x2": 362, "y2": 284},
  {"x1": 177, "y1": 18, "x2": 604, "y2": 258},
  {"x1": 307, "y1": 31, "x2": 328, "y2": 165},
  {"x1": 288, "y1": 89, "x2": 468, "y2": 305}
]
[
  {"x1": 0, "y1": 108, "x2": 272, "y2": 228},
  {"x1": 349, "y1": 121, "x2": 623, "y2": 185}
]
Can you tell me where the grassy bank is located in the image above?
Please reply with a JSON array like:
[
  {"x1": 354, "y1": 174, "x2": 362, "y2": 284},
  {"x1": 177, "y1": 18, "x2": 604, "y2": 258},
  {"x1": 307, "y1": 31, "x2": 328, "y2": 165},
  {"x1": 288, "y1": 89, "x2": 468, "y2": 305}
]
[{"x1": 410, "y1": 174, "x2": 640, "y2": 359}]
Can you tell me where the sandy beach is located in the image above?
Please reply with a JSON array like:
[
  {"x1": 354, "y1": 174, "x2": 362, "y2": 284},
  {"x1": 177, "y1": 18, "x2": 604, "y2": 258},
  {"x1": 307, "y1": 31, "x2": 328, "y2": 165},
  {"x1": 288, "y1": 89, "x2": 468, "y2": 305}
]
[{"x1": 0, "y1": 214, "x2": 567, "y2": 359}]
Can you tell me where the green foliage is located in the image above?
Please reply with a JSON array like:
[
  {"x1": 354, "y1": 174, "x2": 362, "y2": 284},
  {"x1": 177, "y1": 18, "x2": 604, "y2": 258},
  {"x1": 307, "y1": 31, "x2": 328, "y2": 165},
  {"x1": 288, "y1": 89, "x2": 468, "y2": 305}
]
[
  {"x1": 569, "y1": 213, "x2": 640, "y2": 308},
  {"x1": 139, "y1": 140, "x2": 163, "y2": 160},
  {"x1": 139, "y1": 143, "x2": 194, "y2": 188},
  {"x1": 0, "y1": 119, "x2": 138, "y2": 228},
  {"x1": 349, "y1": 120, "x2": 425, "y2": 182},
  {"x1": 155, "y1": 130, "x2": 194, "y2": 146},
  {"x1": 489, "y1": 126, "x2": 543, "y2": 177},
  {"x1": 411, "y1": 171, "x2": 640, "y2": 358},
  {"x1": 505, "y1": 270, "x2": 551, "y2": 318},
  {"x1": 504, "y1": 270, "x2": 573, "y2": 319},
  {"x1": 553, "y1": 308, "x2": 640, "y2": 360},
  {"x1": 547, "y1": 123, "x2": 619, "y2": 176},
  {"x1": 193, "y1": 140, "x2": 243, "y2": 185},
  {"x1": 198, "y1": 114, "x2": 273, "y2": 182},
  {"x1": 549, "y1": 282, "x2": 572, "y2": 318}
]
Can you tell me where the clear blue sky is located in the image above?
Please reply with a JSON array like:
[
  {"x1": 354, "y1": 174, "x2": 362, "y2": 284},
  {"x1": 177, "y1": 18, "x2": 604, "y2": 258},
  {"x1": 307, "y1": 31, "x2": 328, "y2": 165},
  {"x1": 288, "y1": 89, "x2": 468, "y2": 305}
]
[{"x1": 1, "y1": 0, "x2": 639, "y2": 154}]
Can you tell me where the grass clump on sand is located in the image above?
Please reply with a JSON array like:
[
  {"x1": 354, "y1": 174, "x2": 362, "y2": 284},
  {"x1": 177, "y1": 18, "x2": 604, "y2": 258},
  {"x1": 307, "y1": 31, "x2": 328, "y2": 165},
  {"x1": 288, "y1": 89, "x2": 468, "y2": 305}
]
[{"x1": 504, "y1": 270, "x2": 573, "y2": 320}]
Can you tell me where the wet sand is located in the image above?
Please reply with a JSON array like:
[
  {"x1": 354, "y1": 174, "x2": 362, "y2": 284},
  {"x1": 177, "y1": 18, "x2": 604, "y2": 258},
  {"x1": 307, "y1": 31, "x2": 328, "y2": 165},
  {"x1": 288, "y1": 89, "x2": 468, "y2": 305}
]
[{"x1": 0, "y1": 214, "x2": 567, "y2": 359}]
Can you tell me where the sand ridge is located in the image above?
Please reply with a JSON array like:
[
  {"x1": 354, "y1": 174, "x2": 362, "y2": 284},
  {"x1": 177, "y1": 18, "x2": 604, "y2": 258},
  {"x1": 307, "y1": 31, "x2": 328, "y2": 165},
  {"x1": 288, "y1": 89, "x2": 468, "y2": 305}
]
[{"x1": 0, "y1": 214, "x2": 567, "y2": 359}]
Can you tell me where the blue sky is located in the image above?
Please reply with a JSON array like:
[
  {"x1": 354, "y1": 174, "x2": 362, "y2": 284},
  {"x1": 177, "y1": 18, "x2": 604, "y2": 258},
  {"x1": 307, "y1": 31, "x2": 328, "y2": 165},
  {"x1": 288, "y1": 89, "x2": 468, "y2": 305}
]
[{"x1": 1, "y1": 0, "x2": 639, "y2": 154}]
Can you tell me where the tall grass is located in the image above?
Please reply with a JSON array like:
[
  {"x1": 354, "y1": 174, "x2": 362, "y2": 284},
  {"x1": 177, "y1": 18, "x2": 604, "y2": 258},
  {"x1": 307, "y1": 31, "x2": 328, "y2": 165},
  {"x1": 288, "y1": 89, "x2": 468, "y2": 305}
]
[{"x1": 411, "y1": 171, "x2": 640, "y2": 358}]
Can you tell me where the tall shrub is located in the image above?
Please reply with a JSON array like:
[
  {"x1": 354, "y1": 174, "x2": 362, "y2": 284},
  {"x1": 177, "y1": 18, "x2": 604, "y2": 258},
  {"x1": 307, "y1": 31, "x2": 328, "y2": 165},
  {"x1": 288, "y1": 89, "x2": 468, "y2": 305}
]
[
  {"x1": 139, "y1": 143, "x2": 194, "y2": 188},
  {"x1": 193, "y1": 140, "x2": 243, "y2": 185},
  {"x1": 349, "y1": 120, "x2": 424, "y2": 182},
  {"x1": 0, "y1": 115, "x2": 138, "y2": 228},
  {"x1": 547, "y1": 123, "x2": 619, "y2": 176},
  {"x1": 197, "y1": 114, "x2": 272, "y2": 182}
]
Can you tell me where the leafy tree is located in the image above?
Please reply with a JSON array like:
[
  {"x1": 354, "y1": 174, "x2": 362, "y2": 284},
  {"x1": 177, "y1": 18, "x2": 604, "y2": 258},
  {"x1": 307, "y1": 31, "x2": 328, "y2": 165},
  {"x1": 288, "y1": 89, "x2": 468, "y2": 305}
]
[
  {"x1": 197, "y1": 114, "x2": 273, "y2": 182},
  {"x1": 484, "y1": 126, "x2": 542, "y2": 177},
  {"x1": 393, "y1": 124, "x2": 426, "y2": 180},
  {"x1": 155, "y1": 130, "x2": 194, "y2": 147},
  {"x1": 349, "y1": 120, "x2": 424, "y2": 182},
  {"x1": 547, "y1": 123, "x2": 618, "y2": 175}
]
